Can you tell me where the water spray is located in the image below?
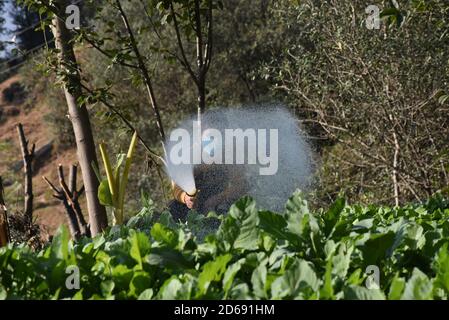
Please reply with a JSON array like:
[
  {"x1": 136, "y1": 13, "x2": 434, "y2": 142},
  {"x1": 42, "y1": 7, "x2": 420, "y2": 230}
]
[{"x1": 165, "y1": 105, "x2": 313, "y2": 212}]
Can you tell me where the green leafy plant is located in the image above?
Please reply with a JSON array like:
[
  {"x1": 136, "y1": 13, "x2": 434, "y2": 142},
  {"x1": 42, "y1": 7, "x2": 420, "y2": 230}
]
[
  {"x1": 98, "y1": 131, "x2": 138, "y2": 225},
  {"x1": 1, "y1": 192, "x2": 449, "y2": 300}
]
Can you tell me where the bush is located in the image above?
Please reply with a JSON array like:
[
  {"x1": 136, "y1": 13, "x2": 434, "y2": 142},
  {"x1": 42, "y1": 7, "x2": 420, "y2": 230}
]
[
  {"x1": 1, "y1": 192, "x2": 449, "y2": 300},
  {"x1": 261, "y1": 0, "x2": 449, "y2": 206},
  {"x1": 1, "y1": 82, "x2": 26, "y2": 105}
]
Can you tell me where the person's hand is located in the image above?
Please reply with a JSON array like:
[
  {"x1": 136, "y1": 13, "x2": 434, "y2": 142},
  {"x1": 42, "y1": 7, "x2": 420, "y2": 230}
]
[{"x1": 184, "y1": 193, "x2": 196, "y2": 209}]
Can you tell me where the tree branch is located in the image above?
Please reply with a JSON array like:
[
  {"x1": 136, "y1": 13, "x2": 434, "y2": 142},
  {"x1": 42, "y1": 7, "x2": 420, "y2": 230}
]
[
  {"x1": 115, "y1": 0, "x2": 166, "y2": 143},
  {"x1": 79, "y1": 82, "x2": 165, "y2": 167},
  {"x1": 81, "y1": 35, "x2": 140, "y2": 70},
  {"x1": 169, "y1": 1, "x2": 198, "y2": 84}
]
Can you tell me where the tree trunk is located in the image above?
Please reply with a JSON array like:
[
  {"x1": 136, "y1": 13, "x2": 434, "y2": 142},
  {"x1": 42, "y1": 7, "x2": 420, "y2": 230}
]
[
  {"x1": 169, "y1": 0, "x2": 213, "y2": 120},
  {"x1": 194, "y1": 0, "x2": 205, "y2": 119},
  {"x1": 16, "y1": 123, "x2": 34, "y2": 224},
  {"x1": 61, "y1": 196, "x2": 82, "y2": 240},
  {"x1": 197, "y1": 76, "x2": 206, "y2": 121},
  {"x1": 51, "y1": 0, "x2": 107, "y2": 235}
]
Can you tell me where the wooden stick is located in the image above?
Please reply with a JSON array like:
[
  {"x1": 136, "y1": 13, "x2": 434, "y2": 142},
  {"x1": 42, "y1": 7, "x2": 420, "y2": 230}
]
[
  {"x1": 42, "y1": 163, "x2": 90, "y2": 239},
  {"x1": 0, "y1": 176, "x2": 11, "y2": 247},
  {"x1": 69, "y1": 165, "x2": 90, "y2": 237},
  {"x1": 43, "y1": 174, "x2": 81, "y2": 239}
]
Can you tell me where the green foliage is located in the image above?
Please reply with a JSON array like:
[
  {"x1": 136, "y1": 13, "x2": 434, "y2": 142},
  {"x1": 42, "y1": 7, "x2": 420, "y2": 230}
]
[
  {"x1": 262, "y1": 0, "x2": 449, "y2": 206},
  {"x1": 98, "y1": 132, "x2": 138, "y2": 225},
  {"x1": 1, "y1": 192, "x2": 449, "y2": 300}
]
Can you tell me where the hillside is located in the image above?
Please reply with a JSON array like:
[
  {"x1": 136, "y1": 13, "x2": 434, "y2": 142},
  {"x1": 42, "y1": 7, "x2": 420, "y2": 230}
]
[{"x1": 0, "y1": 75, "x2": 84, "y2": 239}]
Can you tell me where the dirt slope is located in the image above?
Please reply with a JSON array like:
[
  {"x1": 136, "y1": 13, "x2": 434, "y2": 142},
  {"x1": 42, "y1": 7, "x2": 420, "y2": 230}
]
[{"x1": 0, "y1": 75, "x2": 84, "y2": 239}]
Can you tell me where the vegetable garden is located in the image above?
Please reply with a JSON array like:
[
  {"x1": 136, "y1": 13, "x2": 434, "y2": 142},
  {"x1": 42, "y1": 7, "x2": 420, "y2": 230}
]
[{"x1": 1, "y1": 191, "x2": 449, "y2": 300}]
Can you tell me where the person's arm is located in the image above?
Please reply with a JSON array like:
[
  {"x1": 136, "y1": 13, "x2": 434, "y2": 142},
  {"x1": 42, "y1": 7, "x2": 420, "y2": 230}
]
[
  {"x1": 171, "y1": 181, "x2": 195, "y2": 208},
  {"x1": 171, "y1": 181, "x2": 187, "y2": 204}
]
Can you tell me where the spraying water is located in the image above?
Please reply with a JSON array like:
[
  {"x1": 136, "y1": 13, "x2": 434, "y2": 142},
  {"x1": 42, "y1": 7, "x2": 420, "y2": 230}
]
[{"x1": 165, "y1": 104, "x2": 313, "y2": 212}]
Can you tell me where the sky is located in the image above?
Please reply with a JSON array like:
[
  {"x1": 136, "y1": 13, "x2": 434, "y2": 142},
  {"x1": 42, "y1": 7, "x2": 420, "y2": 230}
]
[{"x1": 1, "y1": 0, "x2": 16, "y2": 57}]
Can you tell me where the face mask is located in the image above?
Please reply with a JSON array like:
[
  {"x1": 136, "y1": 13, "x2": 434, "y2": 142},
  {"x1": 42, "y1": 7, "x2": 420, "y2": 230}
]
[{"x1": 202, "y1": 135, "x2": 216, "y2": 157}]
